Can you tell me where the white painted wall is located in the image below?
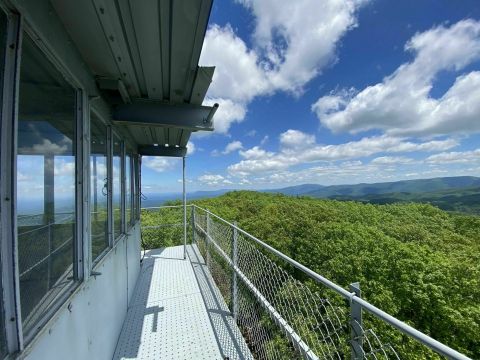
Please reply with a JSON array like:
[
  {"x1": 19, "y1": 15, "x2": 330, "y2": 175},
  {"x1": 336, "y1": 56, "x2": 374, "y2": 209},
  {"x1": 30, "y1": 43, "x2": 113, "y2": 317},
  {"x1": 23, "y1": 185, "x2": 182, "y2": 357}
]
[{"x1": 21, "y1": 224, "x2": 141, "y2": 360}]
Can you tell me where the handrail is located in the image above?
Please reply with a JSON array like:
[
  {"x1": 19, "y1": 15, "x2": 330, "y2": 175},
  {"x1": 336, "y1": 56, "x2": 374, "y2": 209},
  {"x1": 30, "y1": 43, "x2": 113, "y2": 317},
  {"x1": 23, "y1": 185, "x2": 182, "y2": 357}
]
[{"x1": 191, "y1": 204, "x2": 471, "y2": 360}]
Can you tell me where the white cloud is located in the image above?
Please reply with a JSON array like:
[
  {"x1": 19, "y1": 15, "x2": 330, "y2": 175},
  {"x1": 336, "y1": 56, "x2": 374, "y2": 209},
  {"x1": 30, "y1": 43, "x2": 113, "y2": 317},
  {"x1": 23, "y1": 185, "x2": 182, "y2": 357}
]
[
  {"x1": 19, "y1": 139, "x2": 69, "y2": 155},
  {"x1": 199, "y1": 0, "x2": 368, "y2": 133},
  {"x1": 200, "y1": 24, "x2": 270, "y2": 102},
  {"x1": 187, "y1": 141, "x2": 195, "y2": 155},
  {"x1": 279, "y1": 129, "x2": 315, "y2": 149},
  {"x1": 143, "y1": 157, "x2": 175, "y2": 173},
  {"x1": 371, "y1": 156, "x2": 414, "y2": 165},
  {"x1": 228, "y1": 129, "x2": 458, "y2": 176},
  {"x1": 203, "y1": 97, "x2": 247, "y2": 134},
  {"x1": 312, "y1": 19, "x2": 480, "y2": 136},
  {"x1": 239, "y1": 146, "x2": 275, "y2": 160},
  {"x1": 425, "y1": 149, "x2": 480, "y2": 164},
  {"x1": 54, "y1": 159, "x2": 75, "y2": 177},
  {"x1": 223, "y1": 140, "x2": 243, "y2": 154},
  {"x1": 236, "y1": 0, "x2": 367, "y2": 93},
  {"x1": 198, "y1": 174, "x2": 234, "y2": 186}
]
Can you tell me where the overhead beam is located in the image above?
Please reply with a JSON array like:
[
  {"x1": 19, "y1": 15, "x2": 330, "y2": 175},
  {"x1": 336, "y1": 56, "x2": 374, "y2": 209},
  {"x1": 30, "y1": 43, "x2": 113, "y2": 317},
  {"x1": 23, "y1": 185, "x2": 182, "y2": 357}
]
[
  {"x1": 113, "y1": 100, "x2": 218, "y2": 131},
  {"x1": 138, "y1": 145, "x2": 187, "y2": 157}
]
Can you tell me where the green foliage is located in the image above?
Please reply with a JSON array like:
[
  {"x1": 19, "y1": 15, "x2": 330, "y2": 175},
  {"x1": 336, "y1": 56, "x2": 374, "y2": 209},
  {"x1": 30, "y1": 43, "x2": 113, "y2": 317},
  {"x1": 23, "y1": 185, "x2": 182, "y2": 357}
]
[
  {"x1": 191, "y1": 191, "x2": 480, "y2": 358},
  {"x1": 140, "y1": 203, "x2": 192, "y2": 249}
]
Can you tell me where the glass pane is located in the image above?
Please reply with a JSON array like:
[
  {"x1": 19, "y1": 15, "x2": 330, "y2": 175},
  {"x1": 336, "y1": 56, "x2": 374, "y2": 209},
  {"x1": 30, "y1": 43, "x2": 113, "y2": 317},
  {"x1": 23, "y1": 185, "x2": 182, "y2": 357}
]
[
  {"x1": 126, "y1": 152, "x2": 132, "y2": 227},
  {"x1": 90, "y1": 114, "x2": 108, "y2": 261},
  {"x1": 112, "y1": 136, "x2": 122, "y2": 239},
  {"x1": 133, "y1": 155, "x2": 138, "y2": 221},
  {"x1": 0, "y1": 9, "x2": 8, "y2": 358},
  {"x1": 17, "y1": 35, "x2": 76, "y2": 335}
]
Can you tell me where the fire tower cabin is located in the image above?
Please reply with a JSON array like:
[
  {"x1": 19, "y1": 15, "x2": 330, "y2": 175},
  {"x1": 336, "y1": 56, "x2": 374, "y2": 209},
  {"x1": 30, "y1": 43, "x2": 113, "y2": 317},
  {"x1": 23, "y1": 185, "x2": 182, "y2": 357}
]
[{"x1": 0, "y1": 0, "x2": 220, "y2": 359}]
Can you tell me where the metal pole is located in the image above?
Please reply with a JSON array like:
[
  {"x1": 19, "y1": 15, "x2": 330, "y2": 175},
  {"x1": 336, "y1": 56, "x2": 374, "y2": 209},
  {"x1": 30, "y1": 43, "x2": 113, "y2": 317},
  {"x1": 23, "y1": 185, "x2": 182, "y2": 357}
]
[
  {"x1": 191, "y1": 205, "x2": 195, "y2": 245},
  {"x1": 182, "y1": 156, "x2": 186, "y2": 260},
  {"x1": 231, "y1": 222, "x2": 238, "y2": 321},
  {"x1": 350, "y1": 282, "x2": 364, "y2": 360}
]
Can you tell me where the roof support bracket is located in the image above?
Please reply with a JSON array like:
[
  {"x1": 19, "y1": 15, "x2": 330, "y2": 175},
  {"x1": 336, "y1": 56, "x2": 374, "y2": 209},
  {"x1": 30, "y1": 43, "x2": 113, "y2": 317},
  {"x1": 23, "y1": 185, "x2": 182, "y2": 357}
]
[
  {"x1": 138, "y1": 145, "x2": 187, "y2": 157},
  {"x1": 113, "y1": 100, "x2": 218, "y2": 131}
]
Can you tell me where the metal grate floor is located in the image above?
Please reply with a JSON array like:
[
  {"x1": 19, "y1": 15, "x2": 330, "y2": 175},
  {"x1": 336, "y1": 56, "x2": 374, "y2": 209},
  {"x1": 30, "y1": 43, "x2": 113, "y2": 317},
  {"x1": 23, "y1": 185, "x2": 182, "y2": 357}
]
[{"x1": 113, "y1": 245, "x2": 252, "y2": 360}]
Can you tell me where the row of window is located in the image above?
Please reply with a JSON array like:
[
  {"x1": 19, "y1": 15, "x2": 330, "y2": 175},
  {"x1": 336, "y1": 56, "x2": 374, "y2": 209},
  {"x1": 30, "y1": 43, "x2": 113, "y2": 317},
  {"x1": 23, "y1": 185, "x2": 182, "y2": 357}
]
[{"x1": 0, "y1": 8, "x2": 141, "y2": 354}]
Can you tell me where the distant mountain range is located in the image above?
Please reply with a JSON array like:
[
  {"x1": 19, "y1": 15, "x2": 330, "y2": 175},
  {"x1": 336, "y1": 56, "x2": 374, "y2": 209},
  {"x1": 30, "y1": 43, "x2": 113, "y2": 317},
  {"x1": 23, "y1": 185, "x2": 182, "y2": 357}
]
[
  {"x1": 142, "y1": 176, "x2": 480, "y2": 214},
  {"x1": 270, "y1": 176, "x2": 480, "y2": 198}
]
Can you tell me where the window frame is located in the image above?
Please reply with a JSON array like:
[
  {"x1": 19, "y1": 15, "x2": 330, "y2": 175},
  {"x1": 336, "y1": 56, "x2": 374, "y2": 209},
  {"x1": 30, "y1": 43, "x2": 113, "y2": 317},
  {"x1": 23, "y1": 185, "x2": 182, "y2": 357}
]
[
  {"x1": 89, "y1": 109, "x2": 110, "y2": 266},
  {"x1": 125, "y1": 146, "x2": 134, "y2": 230},
  {"x1": 16, "y1": 30, "x2": 85, "y2": 345},
  {"x1": 111, "y1": 129, "x2": 124, "y2": 242},
  {"x1": 0, "y1": 11, "x2": 89, "y2": 349},
  {"x1": 0, "y1": 7, "x2": 22, "y2": 353}
]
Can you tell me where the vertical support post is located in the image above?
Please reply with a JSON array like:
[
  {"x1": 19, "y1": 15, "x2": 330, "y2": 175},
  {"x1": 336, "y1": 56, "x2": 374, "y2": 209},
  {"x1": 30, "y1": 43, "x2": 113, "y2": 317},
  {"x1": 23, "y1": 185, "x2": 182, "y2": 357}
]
[
  {"x1": 107, "y1": 126, "x2": 113, "y2": 247},
  {"x1": 231, "y1": 222, "x2": 238, "y2": 321},
  {"x1": 182, "y1": 156, "x2": 186, "y2": 260},
  {"x1": 191, "y1": 206, "x2": 195, "y2": 245},
  {"x1": 44, "y1": 154, "x2": 54, "y2": 290},
  {"x1": 206, "y1": 212, "x2": 210, "y2": 267},
  {"x1": 350, "y1": 282, "x2": 364, "y2": 360},
  {"x1": 0, "y1": 11, "x2": 24, "y2": 352}
]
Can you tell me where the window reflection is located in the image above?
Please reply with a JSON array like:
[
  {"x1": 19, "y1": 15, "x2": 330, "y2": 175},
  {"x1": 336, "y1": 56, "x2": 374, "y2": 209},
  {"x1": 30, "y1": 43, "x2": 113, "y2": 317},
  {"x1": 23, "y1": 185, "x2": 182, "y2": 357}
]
[
  {"x1": 113, "y1": 136, "x2": 122, "y2": 239},
  {"x1": 91, "y1": 114, "x2": 108, "y2": 261},
  {"x1": 126, "y1": 152, "x2": 132, "y2": 227},
  {"x1": 16, "y1": 34, "x2": 76, "y2": 335}
]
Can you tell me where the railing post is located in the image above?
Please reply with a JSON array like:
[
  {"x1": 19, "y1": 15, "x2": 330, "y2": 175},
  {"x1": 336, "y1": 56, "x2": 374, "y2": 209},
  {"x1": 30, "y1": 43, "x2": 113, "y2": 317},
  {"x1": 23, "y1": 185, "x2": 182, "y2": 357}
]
[
  {"x1": 350, "y1": 282, "x2": 364, "y2": 360},
  {"x1": 206, "y1": 212, "x2": 210, "y2": 267},
  {"x1": 191, "y1": 206, "x2": 195, "y2": 245},
  {"x1": 231, "y1": 222, "x2": 238, "y2": 321}
]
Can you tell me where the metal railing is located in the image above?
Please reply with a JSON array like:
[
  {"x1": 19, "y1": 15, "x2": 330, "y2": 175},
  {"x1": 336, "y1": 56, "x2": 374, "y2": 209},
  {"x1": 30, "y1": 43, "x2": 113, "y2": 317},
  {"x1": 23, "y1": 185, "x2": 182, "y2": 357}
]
[{"x1": 141, "y1": 204, "x2": 471, "y2": 360}]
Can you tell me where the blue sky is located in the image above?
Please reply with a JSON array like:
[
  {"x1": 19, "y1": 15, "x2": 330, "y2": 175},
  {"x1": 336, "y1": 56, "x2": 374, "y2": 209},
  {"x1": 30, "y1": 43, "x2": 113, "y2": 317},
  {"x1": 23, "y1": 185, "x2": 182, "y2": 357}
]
[{"x1": 142, "y1": 0, "x2": 480, "y2": 194}]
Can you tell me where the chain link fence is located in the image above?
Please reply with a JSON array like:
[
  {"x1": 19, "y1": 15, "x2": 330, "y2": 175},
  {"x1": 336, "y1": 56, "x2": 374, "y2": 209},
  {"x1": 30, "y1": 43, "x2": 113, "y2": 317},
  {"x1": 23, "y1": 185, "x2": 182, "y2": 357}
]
[
  {"x1": 140, "y1": 206, "x2": 192, "y2": 249},
  {"x1": 190, "y1": 205, "x2": 469, "y2": 360}
]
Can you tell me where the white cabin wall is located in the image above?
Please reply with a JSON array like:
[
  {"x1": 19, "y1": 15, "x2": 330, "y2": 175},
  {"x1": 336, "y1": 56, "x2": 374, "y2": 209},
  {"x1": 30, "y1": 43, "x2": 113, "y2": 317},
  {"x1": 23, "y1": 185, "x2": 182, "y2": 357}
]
[{"x1": 21, "y1": 225, "x2": 141, "y2": 360}]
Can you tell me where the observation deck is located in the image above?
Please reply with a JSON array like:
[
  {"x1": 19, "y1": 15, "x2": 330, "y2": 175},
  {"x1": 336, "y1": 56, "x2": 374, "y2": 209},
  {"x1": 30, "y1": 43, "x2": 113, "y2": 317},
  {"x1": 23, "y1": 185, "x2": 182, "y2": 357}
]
[{"x1": 114, "y1": 245, "x2": 252, "y2": 360}]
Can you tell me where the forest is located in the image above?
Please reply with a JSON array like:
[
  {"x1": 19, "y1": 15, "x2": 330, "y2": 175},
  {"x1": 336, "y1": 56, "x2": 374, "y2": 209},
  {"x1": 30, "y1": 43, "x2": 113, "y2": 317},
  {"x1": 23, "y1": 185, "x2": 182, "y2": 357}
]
[{"x1": 141, "y1": 191, "x2": 480, "y2": 359}]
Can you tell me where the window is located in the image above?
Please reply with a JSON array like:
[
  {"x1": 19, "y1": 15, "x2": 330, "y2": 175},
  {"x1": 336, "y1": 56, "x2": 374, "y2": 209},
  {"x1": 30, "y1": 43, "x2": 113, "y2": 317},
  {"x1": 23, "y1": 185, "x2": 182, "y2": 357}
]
[
  {"x1": 0, "y1": 9, "x2": 8, "y2": 357},
  {"x1": 90, "y1": 113, "x2": 108, "y2": 261},
  {"x1": 112, "y1": 135, "x2": 122, "y2": 239},
  {"x1": 16, "y1": 34, "x2": 77, "y2": 336},
  {"x1": 133, "y1": 155, "x2": 140, "y2": 221},
  {"x1": 125, "y1": 150, "x2": 132, "y2": 228}
]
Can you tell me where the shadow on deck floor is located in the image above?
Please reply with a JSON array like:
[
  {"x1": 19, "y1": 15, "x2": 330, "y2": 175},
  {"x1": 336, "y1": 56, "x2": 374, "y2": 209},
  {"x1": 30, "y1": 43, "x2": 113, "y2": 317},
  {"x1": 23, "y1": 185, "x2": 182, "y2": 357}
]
[{"x1": 113, "y1": 245, "x2": 252, "y2": 360}]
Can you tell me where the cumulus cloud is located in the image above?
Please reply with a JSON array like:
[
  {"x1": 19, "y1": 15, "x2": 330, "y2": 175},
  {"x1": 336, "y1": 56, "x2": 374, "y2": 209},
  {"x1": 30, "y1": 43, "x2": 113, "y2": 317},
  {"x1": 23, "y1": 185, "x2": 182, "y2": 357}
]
[
  {"x1": 202, "y1": 97, "x2": 247, "y2": 134},
  {"x1": 237, "y1": 0, "x2": 366, "y2": 93},
  {"x1": 425, "y1": 149, "x2": 480, "y2": 164},
  {"x1": 187, "y1": 141, "x2": 195, "y2": 155},
  {"x1": 223, "y1": 141, "x2": 243, "y2": 154},
  {"x1": 143, "y1": 157, "x2": 175, "y2": 173},
  {"x1": 370, "y1": 156, "x2": 415, "y2": 165},
  {"x1": 312, "y1": 19, "x2": 480, "y2": 136},
  {"x1": 200, "y1": 0, "x2": 368, "y2": 133},
  {"x1": 228, "y1": 129, "x2": 458, "y2": 176},
  {"x1": 198, "y1": 174, "x2": 234, "y2": 186}
]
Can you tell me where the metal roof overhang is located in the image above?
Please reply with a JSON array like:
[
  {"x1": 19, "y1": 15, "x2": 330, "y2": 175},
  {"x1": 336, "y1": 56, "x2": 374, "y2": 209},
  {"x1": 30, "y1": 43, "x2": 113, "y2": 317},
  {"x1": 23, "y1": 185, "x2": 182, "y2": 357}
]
[{"x1": 44, "y1": 0, "x2": 217, "y2": 156}]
